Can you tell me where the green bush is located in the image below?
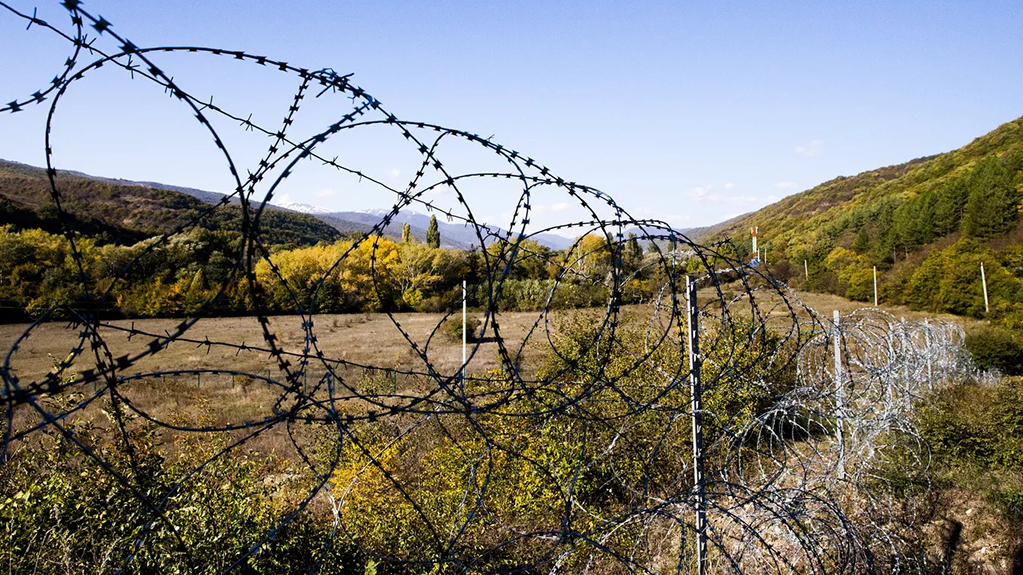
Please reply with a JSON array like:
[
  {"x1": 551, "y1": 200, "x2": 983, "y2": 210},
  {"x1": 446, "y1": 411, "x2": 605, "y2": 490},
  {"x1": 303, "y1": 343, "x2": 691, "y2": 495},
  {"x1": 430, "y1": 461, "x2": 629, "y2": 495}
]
[
  {"x1": 0, "y1": 399, "x2": 369, "y2": 574},
  {"x1": 446, "y1": 315, "x2": 480, "y2": 342},
  {"x1": 918, "y1": 378, "x2": 1023, "y2": 469},
  {"x1": 964, "y1": 325, "x2": 1023, "y2": 375},
  {"x1": 998, "y1": 489, "x2": 1023, "y2": 523},
  {"x1": 914, "y1": 378, "x2": 1023, "y2": 543}
]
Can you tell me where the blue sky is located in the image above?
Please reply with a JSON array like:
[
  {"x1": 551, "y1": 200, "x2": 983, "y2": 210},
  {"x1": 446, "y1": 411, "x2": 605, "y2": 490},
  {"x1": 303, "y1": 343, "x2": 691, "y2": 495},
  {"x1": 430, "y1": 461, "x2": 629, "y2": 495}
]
[{"x1": 3, "y1": 0, "x2": 1023, "y2": 235}]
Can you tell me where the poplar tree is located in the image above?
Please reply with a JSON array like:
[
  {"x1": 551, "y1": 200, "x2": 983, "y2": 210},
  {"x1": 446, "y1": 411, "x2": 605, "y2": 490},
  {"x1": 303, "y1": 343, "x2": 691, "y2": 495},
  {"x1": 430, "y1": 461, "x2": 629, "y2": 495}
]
[{"x1": 426, "y1": 215, "x2": 440, "y2": 248}]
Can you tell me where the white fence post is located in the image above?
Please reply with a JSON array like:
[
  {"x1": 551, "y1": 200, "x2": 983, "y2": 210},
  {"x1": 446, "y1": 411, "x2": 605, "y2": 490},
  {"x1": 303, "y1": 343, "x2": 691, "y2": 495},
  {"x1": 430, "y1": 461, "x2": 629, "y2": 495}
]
[
  {"x1": 924, "y1": 318, "x2": 933, "y2": 390},
  {"x1": 981, "y1": 263, "x2": 990, "y2": 313},
  {"x1": 833, "y1": 310, "x2": 845, "y2": 480},
  {"x1": 462, "y1": 279, "x2": 467, "y2": 386},
  {"x1": 873, "y1": 266, "x2": 878, "y2": 306},
  {"x1": 686, "y1": 276, "x2": 707, "y2": 574}
]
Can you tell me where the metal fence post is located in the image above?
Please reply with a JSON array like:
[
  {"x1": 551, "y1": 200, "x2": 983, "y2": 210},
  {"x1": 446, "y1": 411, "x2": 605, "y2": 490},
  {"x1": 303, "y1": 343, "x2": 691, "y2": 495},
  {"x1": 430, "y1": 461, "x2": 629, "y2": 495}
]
[
  {"x1": 873, "y1": 266, "x2": 878, "y2": 306},
  {"x1": 981, "y1": 263, "x2": 990, "y2": 313},
  {"x1": 833, "y1": 310, "x2": 845, "y2": 480},
  {"x1": 462, "y1": 279, "x2": 467, "y2": 388},
  {"x1": 901, "y1": 317, "x2": 911, "y2": 409},
  {"x1": 924, "y1": 319, "x2": 933, "y2": 390},
  {"x1": 686, "y1": 276, "x2": 707, "y2": 574}
]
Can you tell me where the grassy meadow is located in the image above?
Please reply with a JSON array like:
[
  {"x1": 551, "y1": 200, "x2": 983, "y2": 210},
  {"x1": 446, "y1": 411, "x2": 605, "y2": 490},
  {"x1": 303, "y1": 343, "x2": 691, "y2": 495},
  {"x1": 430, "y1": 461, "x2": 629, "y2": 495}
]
[{"x1": 0, "y1": 288, "x2": 973, "y2": 457}]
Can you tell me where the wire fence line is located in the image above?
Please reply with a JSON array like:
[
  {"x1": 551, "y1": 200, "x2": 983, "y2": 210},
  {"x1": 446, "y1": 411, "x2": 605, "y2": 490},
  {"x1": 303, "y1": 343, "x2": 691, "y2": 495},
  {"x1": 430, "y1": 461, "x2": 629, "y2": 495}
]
[{"x1": 0, "y1": 2, "x2": 984, "y2": 572}]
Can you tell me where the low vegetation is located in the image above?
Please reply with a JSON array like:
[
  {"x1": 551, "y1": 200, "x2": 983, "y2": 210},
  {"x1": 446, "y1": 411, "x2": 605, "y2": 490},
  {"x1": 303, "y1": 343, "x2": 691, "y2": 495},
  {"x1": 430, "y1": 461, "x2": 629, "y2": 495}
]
[
  {"x1": 0, "y1": 311, "x2": 805, "y2": 573},
  {"x1": 8, "y1": 299, "x2": 1022, "y2": 573}
]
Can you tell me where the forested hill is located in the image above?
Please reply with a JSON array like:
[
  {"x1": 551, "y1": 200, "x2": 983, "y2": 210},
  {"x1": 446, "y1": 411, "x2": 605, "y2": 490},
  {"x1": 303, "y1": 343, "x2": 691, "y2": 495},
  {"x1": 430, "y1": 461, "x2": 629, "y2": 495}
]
[
  {"x1": 0, "y1": 160, "x2": 341, "y2": 248},
  {"x1": 708, "y1": 115, "x2": 1023, "y2": 327}
]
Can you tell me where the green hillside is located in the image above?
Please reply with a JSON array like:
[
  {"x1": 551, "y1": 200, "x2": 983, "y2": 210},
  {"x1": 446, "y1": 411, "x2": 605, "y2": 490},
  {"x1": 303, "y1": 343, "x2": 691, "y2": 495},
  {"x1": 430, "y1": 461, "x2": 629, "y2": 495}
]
[
  {"x1": 709, "y1": 116, "x2": 1023, "y2": 328},
  {"x1": 0, "y1": 160, "x2": 341, "y2": 248}
]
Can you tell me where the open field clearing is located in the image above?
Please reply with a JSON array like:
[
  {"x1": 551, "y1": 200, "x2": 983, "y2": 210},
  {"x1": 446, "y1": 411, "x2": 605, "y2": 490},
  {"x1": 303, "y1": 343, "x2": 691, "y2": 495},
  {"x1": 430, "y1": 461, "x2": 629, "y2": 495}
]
[
  {"x1": 3, "y1": 310, "x2": 546, "y2": 385},
  {"x1": 2, "y1": 308, "x2": 568, "y2": 452},
  {"x1": 1, "y1": 288, "x2": 973, "y2": 454},
  {"x1": 1, "y1": 288, "x2": 975, "y2": 400}
]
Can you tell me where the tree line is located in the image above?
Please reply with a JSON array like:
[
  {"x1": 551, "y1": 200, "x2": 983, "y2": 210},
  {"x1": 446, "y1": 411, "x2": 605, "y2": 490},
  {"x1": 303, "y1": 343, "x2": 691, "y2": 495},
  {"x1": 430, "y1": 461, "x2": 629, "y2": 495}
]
[{"x1": 0, "y1": 222, "x2": 661, "y2": 321}]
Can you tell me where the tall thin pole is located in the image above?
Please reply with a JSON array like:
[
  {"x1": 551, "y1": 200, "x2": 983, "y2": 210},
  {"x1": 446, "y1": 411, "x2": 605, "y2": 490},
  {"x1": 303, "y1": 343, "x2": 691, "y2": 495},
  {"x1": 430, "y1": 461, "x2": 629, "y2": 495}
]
[
  {"x1": 804, "y1": 259, "x2": 808, "y2": 279},
  {"x1": 833, "y1": 310, "x2": 845, "y2": 480},
  {"x1": 873, "y1": 266, "x2": 878, "y2": 306},
  {"x1": 901, "y1": 317, "x2": 911, "y2": 409},
  {"x1": 462, "y1": 280, "x2": 467, "y2": 384},
  {"x1": 686, "y1": 276, "x2": 707, "y2": 575},
  {"x1": 980, "y1": 263, "x2": 989, "y2": 313},
  {"x1": 924, "y1": 318, "x2": 933, "y2": 390}
]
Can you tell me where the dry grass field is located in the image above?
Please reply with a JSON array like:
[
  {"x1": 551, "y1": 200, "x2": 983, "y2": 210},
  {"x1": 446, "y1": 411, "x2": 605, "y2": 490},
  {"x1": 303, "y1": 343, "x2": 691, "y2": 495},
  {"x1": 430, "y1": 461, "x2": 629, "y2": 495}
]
[
  {"x1": 1, "y1": 289, "x2": 969, "y2": 382},
  {"x1": 1, "y1": 289, "x2": 973, "y2": 458},
  {"x1": 3, "y1": 308, "x2": 563, "y2": 384},
  {"x1": 1, "y1": 307, "x2": 595, "y2": 458}
]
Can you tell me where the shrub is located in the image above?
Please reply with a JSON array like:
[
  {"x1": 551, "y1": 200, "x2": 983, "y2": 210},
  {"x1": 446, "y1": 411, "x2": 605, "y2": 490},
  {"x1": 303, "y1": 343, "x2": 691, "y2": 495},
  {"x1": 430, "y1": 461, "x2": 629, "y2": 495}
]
[
  {"x1": 999, "y1": 489, "x2": 1023, "y2": 523},
  {"x1": 914, "y1": 378, "x2": 1023, "y2": 543},
  {"x1": 964, "y1": 325, "x2": 1023, "y2": 375},
  {"x1": 918, "y1": 378, "x2": 1023, "y2": 469},
  {"x1": 0, "y1": 398, "x2": 368, "y2": 574},
  {"x1": 446, "y1": 314, "x2": 481, "y2": 342}
]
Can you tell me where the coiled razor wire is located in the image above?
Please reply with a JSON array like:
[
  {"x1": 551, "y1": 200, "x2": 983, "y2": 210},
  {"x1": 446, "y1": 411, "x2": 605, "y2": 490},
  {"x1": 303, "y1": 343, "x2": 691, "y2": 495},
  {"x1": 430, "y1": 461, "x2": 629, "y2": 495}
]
[{"x1": 0, "y1": 2, "x2": 985, "y2": 573}]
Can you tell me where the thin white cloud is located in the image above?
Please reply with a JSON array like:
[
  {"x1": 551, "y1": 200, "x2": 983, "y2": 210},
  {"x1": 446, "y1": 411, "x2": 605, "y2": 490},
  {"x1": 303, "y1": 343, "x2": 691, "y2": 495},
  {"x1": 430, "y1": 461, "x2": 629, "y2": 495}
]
[
  {"x1": 314, "y1": 188, "x2": 335, "y2": 198},
  {"x1": 632, "y1": 207, "x2": 690, "y2": 225},
  {"x1": 529, "y1": 202, "x2": 570, "y2": 215},
  {"x1": 667, "y1": 214, "x2": 692, "y2": 223},
  {"x1": 389, "y1": 168, "x2": 402, "y2": 178},
  {"x1": 689, "y1": 185, "x2": 718, "y2": 203},
  {"x1": 684, "y1": 183, "x2": 780, "y2": 211},
  {"x1": 795, "y1": 139, "x2": 822, "y2": 158}
]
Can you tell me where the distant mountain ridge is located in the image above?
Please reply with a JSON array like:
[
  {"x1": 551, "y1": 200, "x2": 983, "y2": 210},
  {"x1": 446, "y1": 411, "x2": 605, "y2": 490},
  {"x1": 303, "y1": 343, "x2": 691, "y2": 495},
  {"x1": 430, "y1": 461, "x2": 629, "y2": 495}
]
[
  {"x1": 0, "y1": 160, "x2": 576, "y2": 250},
  {"x1": 99, "y1": 170, "x2": 577, "y2": 250},
  {"x1": 0, "y1": 159, "x2": 340, "y2": 247}
]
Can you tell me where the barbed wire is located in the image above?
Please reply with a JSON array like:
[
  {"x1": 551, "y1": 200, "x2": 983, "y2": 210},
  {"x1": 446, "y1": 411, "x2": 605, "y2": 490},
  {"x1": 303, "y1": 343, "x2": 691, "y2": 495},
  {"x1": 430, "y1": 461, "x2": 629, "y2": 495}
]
[{"x1": 0, "y1": 2, "x2": 983, "y2": 573}]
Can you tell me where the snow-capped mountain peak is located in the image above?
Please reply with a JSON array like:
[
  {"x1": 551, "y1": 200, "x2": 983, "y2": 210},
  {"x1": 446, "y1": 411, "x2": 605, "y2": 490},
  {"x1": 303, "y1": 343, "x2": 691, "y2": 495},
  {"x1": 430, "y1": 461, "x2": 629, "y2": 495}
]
[
  {"x1": 276, "y1": 201, "x2": 334, "y2": 214},
  {"x1": 355, "y1": 208, "x2": 392, "y2": 217},
  {"x1": 355, "y1": 208, "x2": 423, "y2": 217}
]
